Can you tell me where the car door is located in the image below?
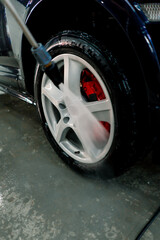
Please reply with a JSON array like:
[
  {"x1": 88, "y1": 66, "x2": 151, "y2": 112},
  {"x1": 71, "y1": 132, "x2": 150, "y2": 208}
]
[{"x1": 0, "y1": 2, "x2": 21, "y2": 90}]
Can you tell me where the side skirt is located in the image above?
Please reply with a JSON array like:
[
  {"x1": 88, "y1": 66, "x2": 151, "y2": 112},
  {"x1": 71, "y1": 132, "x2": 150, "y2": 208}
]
[{"x1": 0, "y1": 83, "x2": 36, "y2": 105}]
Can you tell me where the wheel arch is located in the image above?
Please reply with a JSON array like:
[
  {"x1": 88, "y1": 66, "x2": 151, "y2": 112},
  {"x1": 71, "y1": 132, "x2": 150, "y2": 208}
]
[{"x1": 22, "y1": 0, "x2": 149, "y2": 112}]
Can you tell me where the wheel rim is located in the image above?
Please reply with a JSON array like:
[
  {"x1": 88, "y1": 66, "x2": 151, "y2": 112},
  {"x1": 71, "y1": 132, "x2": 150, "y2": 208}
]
[{"x1": 41, "y1": 53, "x2": 115, "y2": 164}]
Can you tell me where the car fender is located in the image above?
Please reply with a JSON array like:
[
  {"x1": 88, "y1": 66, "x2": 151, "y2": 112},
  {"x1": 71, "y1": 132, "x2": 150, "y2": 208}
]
[
  {"x1": 3, "y1": 0, "x2": 160, "y2": 95},
  {"x1": 25, "y1": 0, "x2": 160, "y2": 95},
  {"x1": 95, "y1": 0, "x2": 160, "y2": 94}
]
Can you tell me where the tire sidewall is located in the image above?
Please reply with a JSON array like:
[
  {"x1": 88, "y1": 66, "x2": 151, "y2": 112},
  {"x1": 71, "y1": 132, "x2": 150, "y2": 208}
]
[{"x1": 34, "y1": 31, "x2": 137, "y2": 175}]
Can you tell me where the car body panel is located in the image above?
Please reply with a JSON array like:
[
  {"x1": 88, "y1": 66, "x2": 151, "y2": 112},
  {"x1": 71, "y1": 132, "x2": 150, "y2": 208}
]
[
  {"x1": 0, "y1": 0, "x2": 160, "y2": 105},
  {"x1": 96, "y1": 0, "x2": 160, "y2": 94}
]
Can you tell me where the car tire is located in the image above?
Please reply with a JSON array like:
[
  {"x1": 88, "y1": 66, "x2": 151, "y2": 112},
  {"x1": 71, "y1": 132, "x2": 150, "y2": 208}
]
[{"x1": 34, "y1": 30, "x2": 140, "y2": 178}]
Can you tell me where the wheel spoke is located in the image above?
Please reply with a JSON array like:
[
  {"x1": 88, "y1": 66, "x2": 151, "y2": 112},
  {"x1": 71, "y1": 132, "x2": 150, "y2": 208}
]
[
  {"x1": 63, "y1": 55, "x2": 84, "y2": 97},
  {"x1": 41, "y1": 52, "x2": 115, "y2": 164},
  {"x1": 85, "y1": 99, "x2": 112, "y2": 123},
  {"x1": 54, "y1": 119, "x2": 69, "y2": 143},
  {"x1": 42, "y1": 79, "x2": 63, "y2": 108},
  {"x1": 72, "y1": 127, "x2": 103, "y2": 163}
]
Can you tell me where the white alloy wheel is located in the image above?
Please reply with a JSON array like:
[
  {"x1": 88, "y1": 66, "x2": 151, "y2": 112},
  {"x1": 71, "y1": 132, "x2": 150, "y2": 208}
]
[{"x1": 41, "y1": 53, "x2": 115, "y2": 164}]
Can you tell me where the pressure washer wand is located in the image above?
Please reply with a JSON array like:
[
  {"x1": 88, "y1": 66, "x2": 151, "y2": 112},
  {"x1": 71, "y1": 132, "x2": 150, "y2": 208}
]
[{"x1": 1, "y1": 0, "x2": 62, "y2": 86}]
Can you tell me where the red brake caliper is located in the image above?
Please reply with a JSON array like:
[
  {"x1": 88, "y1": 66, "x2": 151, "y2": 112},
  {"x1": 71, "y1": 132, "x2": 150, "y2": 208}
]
[{"x1": 81, "y1": 69, "x2": 110, "y2": 133}]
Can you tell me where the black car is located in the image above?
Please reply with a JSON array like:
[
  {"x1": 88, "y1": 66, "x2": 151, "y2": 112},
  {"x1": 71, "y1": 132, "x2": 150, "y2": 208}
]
[{"x1": 0, "y1": 0, "x2": 160, "y2": 176}]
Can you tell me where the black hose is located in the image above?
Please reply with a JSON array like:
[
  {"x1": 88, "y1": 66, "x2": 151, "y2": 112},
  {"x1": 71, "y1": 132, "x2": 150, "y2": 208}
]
[{"x1": 135, "y1": 205, "x2": 160, "y2": 240}]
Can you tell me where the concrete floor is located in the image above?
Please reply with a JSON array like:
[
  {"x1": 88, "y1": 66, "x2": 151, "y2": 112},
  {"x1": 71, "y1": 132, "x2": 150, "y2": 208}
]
[{"x1": 0, "y1": 93, "x2": 160, "y2": 240}]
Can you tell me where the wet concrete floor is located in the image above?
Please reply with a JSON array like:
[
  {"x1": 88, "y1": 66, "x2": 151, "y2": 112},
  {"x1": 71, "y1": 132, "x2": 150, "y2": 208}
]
[{"x1": 0, "y1": 93, "x2": 160, "y2": 240}]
